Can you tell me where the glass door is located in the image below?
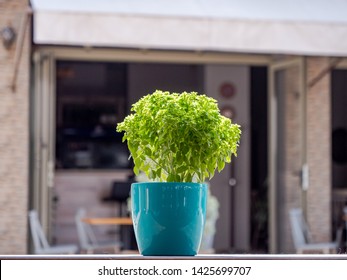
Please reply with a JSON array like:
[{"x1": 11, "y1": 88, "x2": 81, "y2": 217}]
[
  {"x1": 30, "y1": 51, "x2": 56, "y2": 239},
  {"x1": 268, "y1": 58, "x2": 305, "y2": 253}
]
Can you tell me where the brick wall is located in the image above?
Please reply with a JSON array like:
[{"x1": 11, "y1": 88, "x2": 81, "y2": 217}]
[
  {"x1": 278, "y1": 57, "x2": 332, "y2": 252},
  {"x1": 0, "y1": 0, "x2": 30, "y2": 254},
  {"x1": 306, "y1": 57, "x2": 331, "y2": 243},
  {"x1": 278, "y1": 62, "x2": 303, "y2": 252}
]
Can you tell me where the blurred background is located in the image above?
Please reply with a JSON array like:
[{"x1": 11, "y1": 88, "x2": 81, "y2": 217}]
[{"x1": 1, "y1": 0, "x2": 347, "y2": 254}]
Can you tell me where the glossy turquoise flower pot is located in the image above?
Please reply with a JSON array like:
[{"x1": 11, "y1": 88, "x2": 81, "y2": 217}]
[{"x1": 131, "y1": 182, "x2": 207, "y2": 256}]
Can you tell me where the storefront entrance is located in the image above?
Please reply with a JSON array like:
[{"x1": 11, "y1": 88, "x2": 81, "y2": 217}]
[{"x1": 30, "y1": 48, "x2": 271, "y2": 253}]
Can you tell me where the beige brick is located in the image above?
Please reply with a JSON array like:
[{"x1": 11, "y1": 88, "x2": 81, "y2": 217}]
[
  {"x1": 278, "y1": 57, "x2": 332, "y2": 252},
  {"x1": 306, "y1": 57, "x2": 331, "y2": 243},
  {"x1": 0, "y1": 0, "x2": 30, "y2": 254}
]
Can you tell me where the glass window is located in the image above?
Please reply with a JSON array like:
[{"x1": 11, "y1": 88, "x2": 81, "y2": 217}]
[{"x1": 55, "y1": 61, "x2": 131, "y2": 169}]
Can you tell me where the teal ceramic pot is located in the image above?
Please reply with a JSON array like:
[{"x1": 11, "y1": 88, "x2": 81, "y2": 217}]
[{"x1": 131, "y1": 182, "x2": 207, "y2": 256}]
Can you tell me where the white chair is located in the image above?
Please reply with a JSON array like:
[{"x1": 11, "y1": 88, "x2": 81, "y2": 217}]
[
  {"x1": 28, "y1": 210, "x2": 78, "y2": 254},
  {"x1": 75, "y1": 208, "x2": 122, "y2": 254},
  {"x1": 289, "y1": 208, "x2": 342, "y2": 254}
]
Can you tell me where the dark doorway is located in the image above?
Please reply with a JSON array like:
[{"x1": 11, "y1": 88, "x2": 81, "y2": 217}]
[
  {"x1": 332, "y1": 70, "x2": 347, "y2": 186},
  {"x1": 250, "y1": 66, "x2": 268, "y2": 252},
  {"x1": 331, "y1": 69, "x2": 347, "y2": 245}
]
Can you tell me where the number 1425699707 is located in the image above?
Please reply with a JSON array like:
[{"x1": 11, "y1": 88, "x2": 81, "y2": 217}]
[{"x1": 191, "y1": 266, "x2": 252, "y2": 276}]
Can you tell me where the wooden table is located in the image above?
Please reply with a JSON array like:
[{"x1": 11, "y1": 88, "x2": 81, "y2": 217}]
[
  {"x1": 82, "y1": 217, "x2": 135, "y2": 250},
  {"x1": 82, "y1": 217, "x2": 133, "y2": 226}
]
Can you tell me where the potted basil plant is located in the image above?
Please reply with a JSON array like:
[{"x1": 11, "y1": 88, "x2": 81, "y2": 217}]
[{"x1": 117, "y1": 90, "x2": 241, "y2": 256}]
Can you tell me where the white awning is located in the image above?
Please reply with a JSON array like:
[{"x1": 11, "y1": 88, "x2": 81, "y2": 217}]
[{"x1": 30, "y1": 0, "x2": 347, "y2": 56}]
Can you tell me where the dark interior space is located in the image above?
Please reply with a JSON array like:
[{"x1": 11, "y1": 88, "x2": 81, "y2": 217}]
[
  {"x1": 331, "y1": 69, "x2": 347, "y2": 246},
  {"x1": 250, "y1": 66, "x2": 268, "y2": 252},
  {"x1": 55, "y1": 61, "x2": 130, "y2": 170}
]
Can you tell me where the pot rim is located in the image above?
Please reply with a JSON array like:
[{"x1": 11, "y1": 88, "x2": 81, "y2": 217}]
[{"x1": 131, "y1": 181, "x2": 208, "y2": 186}]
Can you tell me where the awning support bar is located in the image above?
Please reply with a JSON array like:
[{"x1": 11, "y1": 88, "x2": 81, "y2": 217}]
[{"x1": 11, "y1": 8, "x2": 32, "y2": 92}]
